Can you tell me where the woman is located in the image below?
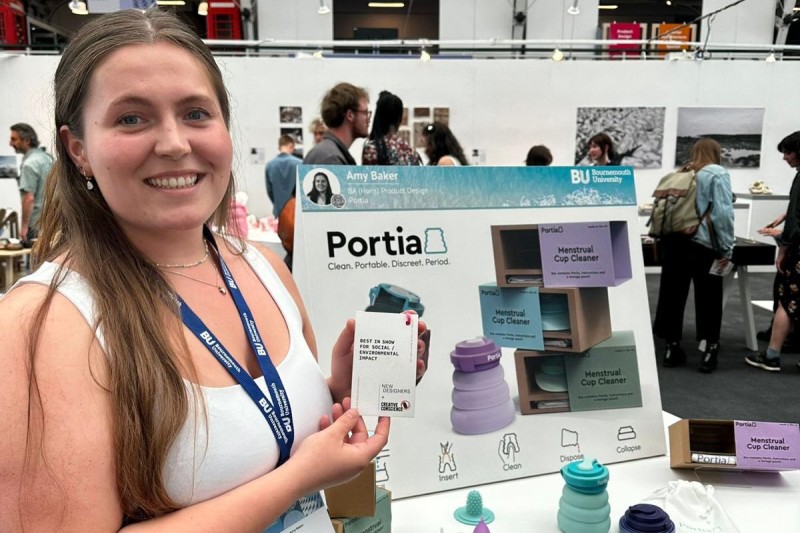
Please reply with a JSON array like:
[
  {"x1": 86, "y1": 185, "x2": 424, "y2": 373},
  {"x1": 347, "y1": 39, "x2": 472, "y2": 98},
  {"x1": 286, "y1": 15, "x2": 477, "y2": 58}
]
[
  {"x1": 653, "y1": 138, "x2": 734, "y2": 373},
  {"x1": 307, "y1": 172, "x2": 332, "y2": 205},
  {"x1": 362, "y1": 90, "x2": 421, "y2": 166},
  {"x1": 422, "y1": 122, "x2": 468, "y2": 166},
  {"x1": 746, "y1": 130, "x2": 800, "y2": 372},
  {"x1": 525, "y1": 144, "x2": 553, "y2": 166},
  {"x1": 0, "y1": 10, "x2": 426, "y2": 530},
  {"x1": 586, "y1": 132, "x2": 615, "y2": 166}
]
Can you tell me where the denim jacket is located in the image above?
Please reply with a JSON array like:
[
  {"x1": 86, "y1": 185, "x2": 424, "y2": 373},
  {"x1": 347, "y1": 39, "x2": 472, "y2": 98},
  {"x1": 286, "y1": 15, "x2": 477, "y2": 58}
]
[{"x1": 691, "y1": 164, "x2": 735, "y2": 258}]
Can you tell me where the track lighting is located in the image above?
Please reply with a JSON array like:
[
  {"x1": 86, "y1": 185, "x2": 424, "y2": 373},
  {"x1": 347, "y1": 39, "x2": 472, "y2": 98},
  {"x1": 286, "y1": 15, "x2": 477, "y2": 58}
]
[
  {"x1": 420, "y1": 49, "x2": 431, "y2": 62},
  {"x1": 552, "y1": 48, "x2": 564, "y2": 61},
  {"x1": 318, "y1": 0, "x2": 330, "y2": 15},
  {"x1": 766, "y1": 52, "x2": 777, "y2": 63},
  {"x1": 68, "y1": 0, "x2": 88, "y2": 15},
  {"x1": 567, "y1": 0, "x2": 580, "y2": 15},
  {"x1": 198, "y1": 1, "x2": 208, "y2": 15}
]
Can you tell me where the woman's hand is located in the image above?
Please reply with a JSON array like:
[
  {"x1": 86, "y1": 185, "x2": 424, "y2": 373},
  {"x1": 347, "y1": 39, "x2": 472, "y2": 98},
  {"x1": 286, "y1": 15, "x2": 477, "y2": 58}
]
[
  {"x1": 286, "y1": 399, "x2": 389, "y2": 493},
  {"x1": 328, "y1": 315, "x2": 428, "y2": 404},
  {"x1": 758, "y1": 226, "x2": 781, "y2": 237}
]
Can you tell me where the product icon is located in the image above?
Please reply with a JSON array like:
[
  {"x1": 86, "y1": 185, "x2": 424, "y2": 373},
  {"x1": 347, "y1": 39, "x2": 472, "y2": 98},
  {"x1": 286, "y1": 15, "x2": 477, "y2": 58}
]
[
  {"x1": 424, "y1": 227, "x2": 448, "y2": 254},
  {"x1": 561, "y1": 428, "x2": 580, "y2": 451},
  {"x1": 439, "y1": 441, "x2": 457, "y2": 473},
  {"x1": 617, "y1": 425, "x2": 637, "y2": 441},
  {"x1": 498, "y1": 433, "x2": 520, "y2": 464}
]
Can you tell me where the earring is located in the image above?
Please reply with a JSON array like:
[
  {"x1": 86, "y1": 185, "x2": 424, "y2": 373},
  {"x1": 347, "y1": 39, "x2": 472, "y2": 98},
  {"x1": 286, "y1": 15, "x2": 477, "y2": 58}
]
[{"x1": 79, "y1": 165, "x2": 94, "y2": 190}]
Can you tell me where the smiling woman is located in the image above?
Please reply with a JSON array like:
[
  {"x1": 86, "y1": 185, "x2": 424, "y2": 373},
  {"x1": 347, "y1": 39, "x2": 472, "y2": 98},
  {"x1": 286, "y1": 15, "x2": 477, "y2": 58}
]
[{"x1": 0, "y1": 8, "x2": 425, "y2": 533}]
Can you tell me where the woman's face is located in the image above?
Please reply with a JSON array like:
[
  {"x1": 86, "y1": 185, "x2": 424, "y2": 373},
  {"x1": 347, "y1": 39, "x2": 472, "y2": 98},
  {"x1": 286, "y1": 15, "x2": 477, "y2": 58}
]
[
  {"x1": 61, "y1": 42, "x2": 232, "y2": 242},
  {"x1": 588, "y1": 141, "x2": 605, "y2": 161},
  {"x1": 314, "y1": 174, "x2": 329, "y2": 192}
]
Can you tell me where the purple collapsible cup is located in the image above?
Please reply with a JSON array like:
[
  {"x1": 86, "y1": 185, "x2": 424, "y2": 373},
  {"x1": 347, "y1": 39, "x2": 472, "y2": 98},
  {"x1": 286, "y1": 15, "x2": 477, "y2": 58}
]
[{"x1": 450, "y1": 337, "x2": 502, "y2": 373}]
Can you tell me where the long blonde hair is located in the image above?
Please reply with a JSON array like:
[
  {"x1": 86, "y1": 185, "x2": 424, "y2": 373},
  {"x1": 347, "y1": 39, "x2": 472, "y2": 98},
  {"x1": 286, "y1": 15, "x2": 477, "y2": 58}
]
[
  {"x1": 26, "y1": 9, "x2": 237, "y2": 522},
  {"x1": 684, "y1": 138, "x2": 722, "y2": 171}
]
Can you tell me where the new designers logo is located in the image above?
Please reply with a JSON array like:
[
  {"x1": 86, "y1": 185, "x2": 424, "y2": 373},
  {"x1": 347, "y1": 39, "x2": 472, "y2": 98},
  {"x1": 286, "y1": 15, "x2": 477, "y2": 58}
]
[{"x1": 326, "y1": 226, "x2": 450, "y2": 271}]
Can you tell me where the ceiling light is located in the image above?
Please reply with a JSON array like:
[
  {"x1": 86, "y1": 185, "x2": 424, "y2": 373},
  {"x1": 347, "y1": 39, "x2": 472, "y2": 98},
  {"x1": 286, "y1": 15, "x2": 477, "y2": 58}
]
[
  {"x1": 156, "y1": 0, "x2": 186, "y2": 5},
  {"x1": 567, "y1": 0, "x2": 580, "y2": 15},
  {"x1": 68, "y1": 0, "x2": 88, "y2": 14},
  {"x1": 598, "y1": 4, "x2": 618, "y2": 9},
  {"x1": 197, "y1": 0, "x2": 208, "y2": 15},
  {"x1": 766, "y1": 52, "x2": 777, "y2": 63},
  {"x1": 313, "y1": 49, "x2": 324, "y2": 59},
  {"x1": 552, "y1": 48, "x2": 564, "y2": 61},
  {"x1": 318, "y1": 0, "x2": 330, "y2": 15},
  {"x1": 666, "y1": 0, "x2": 672, "y2": 5},
  {"x1": 420, "y1": 49, "x2": 431, "y2": 62},
  {"x1": 368, "y1": 2, "x2": 405, "y2": 7}
]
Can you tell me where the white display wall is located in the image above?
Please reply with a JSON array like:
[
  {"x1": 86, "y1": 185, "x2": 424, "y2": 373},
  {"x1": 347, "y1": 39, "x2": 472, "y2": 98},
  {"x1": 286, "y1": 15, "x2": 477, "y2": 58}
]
[{"x1": 1, "y1": 54, "x2": 799, "y2": 218}]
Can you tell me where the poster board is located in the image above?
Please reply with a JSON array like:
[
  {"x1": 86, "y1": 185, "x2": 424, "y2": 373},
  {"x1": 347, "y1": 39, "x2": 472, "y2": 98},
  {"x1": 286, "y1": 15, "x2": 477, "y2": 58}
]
[
  {"x1": 602, "y1": 22, "x2": 647, "y2": 59},
  {"x1": 294, "y1": 165, "x2": 666, "y2": 499},
  {"x1": 652, "y1": 23, "x2": 697, "y2": 56}
]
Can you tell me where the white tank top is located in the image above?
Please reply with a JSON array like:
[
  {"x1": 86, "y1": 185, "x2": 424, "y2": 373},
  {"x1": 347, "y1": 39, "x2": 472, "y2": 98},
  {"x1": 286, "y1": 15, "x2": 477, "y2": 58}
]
[{"x1": 12, "y1": 245, "x2": 333, "y2": 506}]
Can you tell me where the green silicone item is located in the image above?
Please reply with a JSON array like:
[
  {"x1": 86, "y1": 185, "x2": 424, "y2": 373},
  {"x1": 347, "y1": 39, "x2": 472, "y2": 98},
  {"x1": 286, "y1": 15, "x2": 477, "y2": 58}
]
[{"x1": 454, "y1": 490, "x2": 495, "y2": 525}]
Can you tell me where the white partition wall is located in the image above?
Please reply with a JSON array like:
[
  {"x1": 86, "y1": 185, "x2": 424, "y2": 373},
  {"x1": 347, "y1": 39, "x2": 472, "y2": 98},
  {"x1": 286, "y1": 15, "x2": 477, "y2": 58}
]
[{"x1": 2, "y1": 54, "x2": 799, "y2": 219}]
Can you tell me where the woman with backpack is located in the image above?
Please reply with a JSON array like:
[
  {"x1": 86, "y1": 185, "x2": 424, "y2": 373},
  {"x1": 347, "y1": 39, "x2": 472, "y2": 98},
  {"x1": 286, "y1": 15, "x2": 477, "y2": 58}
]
[{"x1": 652, "y1": 138, "x2": 735, "y2": 373}]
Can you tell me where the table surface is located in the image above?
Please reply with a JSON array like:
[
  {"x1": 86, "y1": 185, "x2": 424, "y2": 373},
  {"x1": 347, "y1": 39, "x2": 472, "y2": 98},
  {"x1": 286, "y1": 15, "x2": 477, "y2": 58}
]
[
  {"x1": 0, "y1": 248, "x2": 30, "y2": 257},
  {"x1": 391, "y1": 412, "x2": 800, "y2": 532}
]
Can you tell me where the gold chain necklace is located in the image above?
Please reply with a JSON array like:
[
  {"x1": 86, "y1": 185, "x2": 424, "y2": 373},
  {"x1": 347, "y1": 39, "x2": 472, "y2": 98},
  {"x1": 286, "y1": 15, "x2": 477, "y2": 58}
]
[
  {"x1": 162, "y1": 261, "x2": 228, "y2": 295},
  {"x1": 154, "y1": 242, "x2": 210, "y2": 269}
]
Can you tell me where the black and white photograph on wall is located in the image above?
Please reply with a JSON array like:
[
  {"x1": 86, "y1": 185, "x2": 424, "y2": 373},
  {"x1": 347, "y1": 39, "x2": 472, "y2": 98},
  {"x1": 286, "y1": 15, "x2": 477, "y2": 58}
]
[
  {"x1": 675, "y1": 107, "x2": 765, "y2": 168},
  {"x1": 413, "y1": 107, "x2": 431, "y2": 118},
  {"x1": 0, "y1": 156, "x2": 18, "y2": 180},
  {"x1": 402, "y1": 108, "x2": 408, "y2": 127},
  {"x1": 575, "y1": 106, "x2": 665, "y2": 168},
  {"x1": 434, "y1": 107, "x2": 450, "y2": 125},
  {"x1": 279, "y1": 106, "x2": 303, "y2": 124},
  {"x1": 280, "y1": 127, "x2": 304, "y2": 146},
  {"x1": 413, "y1": 122, "x2": 427, "y2": 149}
]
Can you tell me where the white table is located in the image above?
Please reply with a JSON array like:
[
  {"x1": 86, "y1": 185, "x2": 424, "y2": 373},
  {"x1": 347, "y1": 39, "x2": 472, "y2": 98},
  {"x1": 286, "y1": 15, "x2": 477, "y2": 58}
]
[{"x1": 392, "y1": 412, "x2": 800, "y2": 532}]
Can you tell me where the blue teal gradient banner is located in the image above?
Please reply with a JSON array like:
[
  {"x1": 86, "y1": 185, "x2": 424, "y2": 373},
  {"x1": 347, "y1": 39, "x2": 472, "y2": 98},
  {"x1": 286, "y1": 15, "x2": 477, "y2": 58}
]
[{"x1": 298, "y1": 165, "x2": 636, "y2": 212}]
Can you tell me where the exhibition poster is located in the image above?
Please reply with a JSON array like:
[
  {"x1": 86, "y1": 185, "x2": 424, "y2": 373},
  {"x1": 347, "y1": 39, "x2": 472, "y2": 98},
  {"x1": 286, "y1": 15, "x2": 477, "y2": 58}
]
[{"x1": 293, "y1": 165, "x2": 666, "y2": 498}]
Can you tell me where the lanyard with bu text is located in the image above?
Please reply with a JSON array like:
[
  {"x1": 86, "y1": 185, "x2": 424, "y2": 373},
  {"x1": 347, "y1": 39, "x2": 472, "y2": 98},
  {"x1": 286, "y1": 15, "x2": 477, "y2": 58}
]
[{"x1": 176, "y1": 229, "x2": 294, "y2": 466}]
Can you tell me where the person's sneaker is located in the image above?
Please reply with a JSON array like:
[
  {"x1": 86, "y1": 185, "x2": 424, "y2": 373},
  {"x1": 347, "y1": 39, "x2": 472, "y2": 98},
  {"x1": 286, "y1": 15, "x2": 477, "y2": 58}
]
[
  {"x1": 699, "y1": 343, "x2": 719, "y2": 374},
  {"x1": 745, "y1": 352, "x2": 781, "y2": 372},
  {"x1": 663, "y1": 342, "x2": 686, "y2": 368}
]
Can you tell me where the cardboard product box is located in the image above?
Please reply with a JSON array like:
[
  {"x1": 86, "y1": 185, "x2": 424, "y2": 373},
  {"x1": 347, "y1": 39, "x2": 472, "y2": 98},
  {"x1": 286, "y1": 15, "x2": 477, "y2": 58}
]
[
  {"x1": 330, "y1": 488, "x2": 391, "y2": 533},
  {"x1": 481, "y1": 283, "x2": 611, "y2": 353},
  {"x1": 325, "y1": 461, "x2": 376, "y2": 518},
  {"x1": 669, "y1": 419, "x2": 800, "y2": 471},
  {"x1": 564, "y1": 330, "x2": 642, "y2": 412},
  {"x1": 490, "y1": 221, "x2": 632, "y2": 288},
  {"x1": 537, "y1": 221, "x2": 632, "y2": 288},
  {"x1": 514, "y1": 350, "x2": 571, "y2": 415}
]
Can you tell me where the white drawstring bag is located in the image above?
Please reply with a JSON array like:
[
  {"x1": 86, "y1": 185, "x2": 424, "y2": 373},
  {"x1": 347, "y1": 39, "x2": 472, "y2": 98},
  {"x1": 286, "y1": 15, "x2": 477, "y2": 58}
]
[{"x1": 642, "y1": 480, "x2": 740, "y2": 533}]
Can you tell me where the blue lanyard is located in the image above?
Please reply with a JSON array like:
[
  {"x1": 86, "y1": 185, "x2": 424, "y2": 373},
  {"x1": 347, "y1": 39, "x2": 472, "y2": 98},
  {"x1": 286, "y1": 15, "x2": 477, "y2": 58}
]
[{"x1": 176, "y1": 230, "x2": 294, "y2": 466}]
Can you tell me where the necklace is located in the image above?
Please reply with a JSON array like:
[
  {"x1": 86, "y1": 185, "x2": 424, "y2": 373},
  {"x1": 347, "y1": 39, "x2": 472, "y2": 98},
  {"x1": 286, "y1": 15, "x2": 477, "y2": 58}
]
[
  {"x1": 154, "y1": 242, "x2": 209, "y2": 269},
  {"x1": 162, "y1": 262, "x2": 228, "y2": 295}
]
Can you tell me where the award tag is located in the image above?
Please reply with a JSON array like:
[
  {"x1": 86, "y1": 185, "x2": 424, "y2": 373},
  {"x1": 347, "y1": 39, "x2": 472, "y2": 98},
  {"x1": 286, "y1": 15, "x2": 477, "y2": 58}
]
[{"x1": 352, "y1": 310, "x2": 418, "y2": 417}]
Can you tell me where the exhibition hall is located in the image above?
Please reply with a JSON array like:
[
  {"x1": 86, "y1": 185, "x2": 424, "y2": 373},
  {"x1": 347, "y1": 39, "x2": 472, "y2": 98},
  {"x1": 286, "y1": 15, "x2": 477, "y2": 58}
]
[{"x1": 1, "y1": 1, "x2": 799, "y2": 532}]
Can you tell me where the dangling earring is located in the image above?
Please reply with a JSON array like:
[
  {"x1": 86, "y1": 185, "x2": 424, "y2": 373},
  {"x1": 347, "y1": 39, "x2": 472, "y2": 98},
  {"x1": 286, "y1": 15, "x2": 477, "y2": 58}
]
[{"x1": 79, "y1": 165, "x2": 94, "y2": 190}]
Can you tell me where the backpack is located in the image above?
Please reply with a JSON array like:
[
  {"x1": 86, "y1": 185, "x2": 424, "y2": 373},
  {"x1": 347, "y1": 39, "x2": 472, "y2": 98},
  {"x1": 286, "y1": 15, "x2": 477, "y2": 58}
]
[{"x1": 647, "y1": 170, "x2": 710, "y2": 238}]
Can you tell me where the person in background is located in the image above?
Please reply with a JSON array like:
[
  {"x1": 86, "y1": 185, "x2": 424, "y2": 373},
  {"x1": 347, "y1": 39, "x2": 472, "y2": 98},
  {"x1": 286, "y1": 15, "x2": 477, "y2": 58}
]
[
  {"x1": 309, "y1": 117, "x2": 327, "y2": 146},
  {"x1": 0, "y1": 10, "x2": 427, "y2": 531},
  {"x1": 653, "y1": 138, "x2": 734, "y2": 374},
  {"x1": 9, "y1": 122, "x2": 53, "y2": 243},
  {"x1": 422, "y1": 122, "x2": 468, "y2": 166},
  {"x1": 266, "y1": 134, "x2": 302, "y2": 269},
  {"x1": 362, "y1": 90, "x2": 421, "y2": 166},
  {"x1": 585, "y1": 132, "x2": 615, "y2": 166},
  {"x1": 303, "y1": 83, "x2": 370, "y2": 165},
  {"x1": 747, "y1": 130, "x2": 800, "y2": 372},
  {"x1": 525, "y1": 145, "x2": 553, "y2": 166}
]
